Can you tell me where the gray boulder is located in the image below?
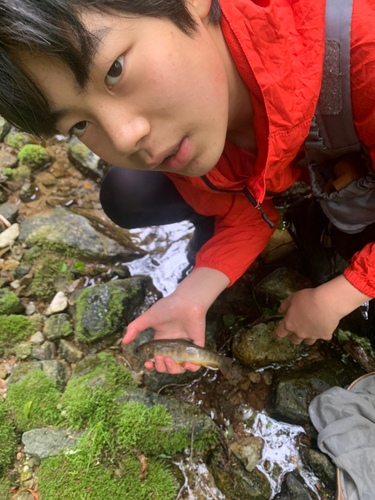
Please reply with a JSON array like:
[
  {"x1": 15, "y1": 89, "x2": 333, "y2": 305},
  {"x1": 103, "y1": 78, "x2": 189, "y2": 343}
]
[
  {"x1": 22, "y1": 428, "x2": 83, "y2": 459},
  {"x1": 19, "y1": 208, "x2": 135, "y2": 261}
]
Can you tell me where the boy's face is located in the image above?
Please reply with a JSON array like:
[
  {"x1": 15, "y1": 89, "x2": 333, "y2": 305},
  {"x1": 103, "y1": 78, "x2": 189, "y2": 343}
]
[{"x1": 21, "y1": 1, "x2": 232, "y2": 177}]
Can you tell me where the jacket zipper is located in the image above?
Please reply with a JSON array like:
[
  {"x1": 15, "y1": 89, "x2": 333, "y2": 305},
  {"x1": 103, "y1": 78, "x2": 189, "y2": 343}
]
[{"x1": 201, "y1": 175, "x2": 274, "y2": 228}]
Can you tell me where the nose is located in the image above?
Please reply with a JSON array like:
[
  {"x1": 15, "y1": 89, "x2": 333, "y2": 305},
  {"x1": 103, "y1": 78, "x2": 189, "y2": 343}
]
[{"x1": 98, "y1": 106, "x2": 150, "y2": 156}]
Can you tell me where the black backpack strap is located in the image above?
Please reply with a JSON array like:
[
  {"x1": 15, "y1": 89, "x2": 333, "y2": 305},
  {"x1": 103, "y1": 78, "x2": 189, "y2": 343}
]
[{"x1": 305, "y1": 0, "x2": 365, "y2": 165}]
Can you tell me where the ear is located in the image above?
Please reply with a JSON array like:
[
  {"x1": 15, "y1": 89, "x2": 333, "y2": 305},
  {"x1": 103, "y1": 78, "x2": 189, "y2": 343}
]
[{"x1": 187, "y1": 0, "x2": 212, "y2": 21}]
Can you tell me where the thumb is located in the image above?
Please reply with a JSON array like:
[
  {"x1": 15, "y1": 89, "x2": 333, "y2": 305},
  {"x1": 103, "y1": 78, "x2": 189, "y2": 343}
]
[
  {"x1": 122, "y1": 311, "x2": 152, "y2": 344},
  {"x1": 278, "y1": 294, "x2": 292, "y2": 314}
]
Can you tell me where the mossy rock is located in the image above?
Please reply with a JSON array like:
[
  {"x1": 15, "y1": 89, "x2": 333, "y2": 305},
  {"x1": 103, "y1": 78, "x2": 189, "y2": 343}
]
[
  {"x1": 0, "y1": 289, "x2": 25, "y2": 315},
  {"x1": 6, "y1": 370, "x2": 63, "y2": 432},
  {"x1": 5, "y1": 129, "x2": 32, "y2": 150},
  {"x1": 0, "y1": 315, "x2": 35, "y2": 355},
  {"x1": 232, "y1": 321, "x2": 305, "y2": 369},
  {"x1": 116, "y1": 388, "x2": 218, "y2": 449},
  {"x1": 0, "y1": 400, "x2": 17, "y2": 475},
  {"x1": 18, "y1": 144, "x2": 51, "y2": 171},
  {"x1": 73, "y1": 278, "x2": 146, "y2": 343},
  {"x1": 209, "y1": 448, "x2": 272, "y2": 500}
]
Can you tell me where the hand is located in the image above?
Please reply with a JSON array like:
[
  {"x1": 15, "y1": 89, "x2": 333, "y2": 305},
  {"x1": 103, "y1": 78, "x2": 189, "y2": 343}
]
[
  {"x1": 123, "y1": 267, "x2": 230, "y2": 374},
  {"x1": 124, "y1": 293, "x2": 206, "y2": 374},
  {"x1": 272, "y1": 275, "x2": 372, "y2": 345}
]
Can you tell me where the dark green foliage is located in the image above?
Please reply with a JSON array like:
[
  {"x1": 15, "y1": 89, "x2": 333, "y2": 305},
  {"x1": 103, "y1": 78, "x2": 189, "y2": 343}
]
[{"x1": 0, "y1": 402, "x2": 16, "y2": 475}]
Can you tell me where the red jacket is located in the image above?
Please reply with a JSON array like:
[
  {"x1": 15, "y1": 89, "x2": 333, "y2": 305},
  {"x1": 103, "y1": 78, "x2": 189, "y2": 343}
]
[{"x1": 166, "y1": 0, "x2": 375, "y2": 298}]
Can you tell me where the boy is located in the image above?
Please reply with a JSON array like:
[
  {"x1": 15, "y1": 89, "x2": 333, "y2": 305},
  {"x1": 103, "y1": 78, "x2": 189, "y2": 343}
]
[{"x1": 0, "y1": 0, "x2": 374, "y2": 376}]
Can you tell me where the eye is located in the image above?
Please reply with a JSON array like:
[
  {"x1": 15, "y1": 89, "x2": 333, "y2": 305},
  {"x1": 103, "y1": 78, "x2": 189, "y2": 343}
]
[
  {"x1": 105, "y1": 55, "x2": 124, "y2": 86},
  {"x1": 69, "y1": 121, "x2": 88, "y2": 137}
]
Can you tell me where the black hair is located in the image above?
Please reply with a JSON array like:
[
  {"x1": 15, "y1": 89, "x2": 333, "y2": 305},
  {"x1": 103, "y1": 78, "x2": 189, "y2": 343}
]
[{"x1": 0, "y1": 0, "x2": 221, "y2": 138}]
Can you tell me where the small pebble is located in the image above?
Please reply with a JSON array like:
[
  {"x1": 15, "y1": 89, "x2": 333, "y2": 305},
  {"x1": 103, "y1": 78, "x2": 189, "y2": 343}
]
[{"x1": 25, "y1": 302, "x2": 36, "y2": 316}]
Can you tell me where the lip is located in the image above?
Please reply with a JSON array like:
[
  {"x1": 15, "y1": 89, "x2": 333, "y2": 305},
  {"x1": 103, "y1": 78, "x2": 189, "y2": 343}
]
[{"x1": 148, "y1": 137, "x2": 192, "y2": 172}]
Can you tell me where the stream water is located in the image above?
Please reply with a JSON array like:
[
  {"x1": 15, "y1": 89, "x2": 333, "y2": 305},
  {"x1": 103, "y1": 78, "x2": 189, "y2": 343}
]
[{"x1": 124, "y1": 221, "x2": 324, "y2": 499}]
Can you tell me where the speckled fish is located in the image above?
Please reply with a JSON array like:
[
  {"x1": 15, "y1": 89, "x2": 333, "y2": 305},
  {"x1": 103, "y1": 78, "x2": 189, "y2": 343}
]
[{"x1": 136, "y1": 339, "x2": 233, "y2": 377}]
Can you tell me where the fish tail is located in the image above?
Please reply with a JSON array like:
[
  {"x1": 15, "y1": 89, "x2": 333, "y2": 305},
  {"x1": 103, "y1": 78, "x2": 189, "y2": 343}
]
[{"x1": 219, "y1": 356, "x2": 233, "y2": 378}]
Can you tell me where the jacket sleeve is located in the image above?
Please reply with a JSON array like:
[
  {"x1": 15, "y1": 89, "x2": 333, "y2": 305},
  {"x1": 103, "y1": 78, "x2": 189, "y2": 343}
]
[
  {"x1": 193, "y1": 196, "x2": 279, "y2": 286},
  {"x1": 344, "y1": 242, "x2": 375, "y2": 298}
]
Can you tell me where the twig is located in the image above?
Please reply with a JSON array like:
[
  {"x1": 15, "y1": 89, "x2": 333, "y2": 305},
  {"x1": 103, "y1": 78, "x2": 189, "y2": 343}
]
[
  {"x1": 189, "y1": 424, "x2": 195, "y2": 469},
  {"x1": 157, "y1": 382, "x2": 191, "y2": 394},
  {"x1": 197, "y1": 472, "x2": 219, "y2": 500},
  {"x1": 0, "y1": 213, "x2": 11, "y2": 230}
]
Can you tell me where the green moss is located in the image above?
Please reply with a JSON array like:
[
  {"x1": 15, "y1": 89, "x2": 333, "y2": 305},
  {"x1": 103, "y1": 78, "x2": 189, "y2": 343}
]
[
  {"x1": 62, "y1": 353, "x2": 137, "y2": 429},
  {"x1": 18, "y1": 144, "x2": 50, "y2": 170},
  {"x1": 38, "y1": 448, "x2": 178, "y2": 500},
  {"x1": 116, "y1": 402, "x2": 191, "y2": 456},
  {"x1": 70, "y1": 143, "x2": 91, "y2": 162},
  {"x1": 0, "y1": 477, "x2": 12, "y2": 500},
  {"x1": 0, "y1": 290, "x2": 22, "y2": 315},
  {"x1": 29, "y1": 256, "x2": 66, "y2": 301},
  {"x1": 6, "y1": 371, "x2": 63, "y2": 432},
  {"x1": 0, "y1": 402, "x2": 17, "y2": 475},
  {"x1": 6, "y1": 132, "x2": 30, "y2": 150},
  {"x1": 0, "y1": 315, "x2": 35, "y2": 355},
  {"x1": 11, "y1": 164, "x2": 31, "y2": 181}
]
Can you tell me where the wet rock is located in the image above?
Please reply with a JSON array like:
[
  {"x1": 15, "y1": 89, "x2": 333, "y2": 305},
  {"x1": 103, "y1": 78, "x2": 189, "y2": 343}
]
[
  {"x1": 30, "y1": 331, "x2": 44, "y2": 345},
  {"x1": 3, "y1": 259, "x2": 19, "y2": 272},
  {"x1": 255, "y1": 267, "x2": 312, "y2": 306},
  {"x1": 25, "y1": 302, "x2": 36, "y2": 316},
  {"x1": 22, "y1": 428, "x2": 83, "y2": 459},
  {"x1": 0, "y1": 149, "x2": 18, "y2": 169},
  {"x1": 268, "y1": 364, "x2": 347, "y2": 425},
  {"x1": 300, "y1": 447, "x2": 336, "y2": 490},
  {"x1": 20, "y1": 182, "x2": 38, "y2": 202},
  {"x1": 14, "y1": 342, "x2": 32, "y2": 360},
  {"x1": 13, "y1": 263, "x2": 32, "y2": 280},
  {"x1": 0, "y1": 223, "x2": 19, "y2": 249},
  {"x1": 0, "y1": 288, "x2": 25, "y2": 314},
  {"x1": 43, "y1": 313, "x2": 72, "y2": 340},
  {"x1": 45, "y1": 291, "x2": 68, "y2": 316},
  {"x1": 0, "y1": 202, "x2": 19, "y2": 230},
  {"x1": 72, "y1": 277, "x2": 146, "y2": 343},
  {"x1": 0, "y1": 117, "x2": 11, "y2": 142},
  {"x1": 19, "y1": 208, "x2": 136, "y2": 261},
  {"x1": 229, "y1": 435, "x2": 264, "y2": 472},
  {"x1": 273, "y1": 471, "x2": 313, "y2": 500},
  {"x1": 260, "y1": 229, "x2": 297, "y2": 265},
  {"x1": 5, "y1": 129, "x2": 32, "y2": 150},
  {"x1": 0, "y1": 364, "x2": 7, "y2": 379},
  {"x1": 32, "y1": 341, "x2": 56, "y2": 361},
  {"x1": 117, "y1": 388, "x2": 217, "y2": 440},
  {"x1": 70, "y1": 354, "x2": 107, "y2": 380},
  {"x1": 6, "y1": 361, "x2": 42, "y2": 388},
  {"x1": 232, "y1": 321, "x2": 305, "y2": 369},
  {"x1": 59, "y1": 339, "x2": 84, "y2": 363},
  {"x1": 209, "y1": 448, "x2": 272, "y2": 500},
  {"x1": 41, "y1": 360, "x2": 71, "y2": 391},
  {"x1": 68, "y1": 137, "x2": 110, "y2": 182},
  {"x1": 37, "y1": 170, "x2": 57, "y2": 187}
]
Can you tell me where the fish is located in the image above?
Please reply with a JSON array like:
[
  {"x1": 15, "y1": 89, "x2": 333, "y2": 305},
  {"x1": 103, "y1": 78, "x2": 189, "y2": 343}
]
[{"x1": 136, "y1": 339, "x2": 233, "y2": 378}]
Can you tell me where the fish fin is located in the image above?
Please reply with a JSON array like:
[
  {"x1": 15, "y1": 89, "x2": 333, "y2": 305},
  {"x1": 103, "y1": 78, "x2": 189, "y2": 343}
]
[{"x1": 218, "y1": 357, "x2": 234, "y2": 378}]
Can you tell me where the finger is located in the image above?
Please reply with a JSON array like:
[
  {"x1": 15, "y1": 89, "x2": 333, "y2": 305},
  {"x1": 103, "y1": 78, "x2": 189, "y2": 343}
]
[
  {"x1": 123, "y1": 313, "x2": 151, "y2": 344},
  {"x1": 303, "y1": 339, "x2": 316, "y2": 346},
  {"x1": 144, "y1": 361, "x2": 155, "y2": 371},
  {"x1": 278, "y1": 295, "x2": 291, "y2": 314},
  {"x1": 164, "y1": 358, "x2": 186, "y2": 375},
  {"x1": 181, "y1": 362, "x2": 201, "y2": 372},
  {"x1": 272, "y1": 320, "x2": 291, "y2": 339},
  {"x1": 154, "y1": 355, "x2": 168, "y2": 373},
  {"x1": 289, "y1": 333, "x2": 304, "y2": 345}
]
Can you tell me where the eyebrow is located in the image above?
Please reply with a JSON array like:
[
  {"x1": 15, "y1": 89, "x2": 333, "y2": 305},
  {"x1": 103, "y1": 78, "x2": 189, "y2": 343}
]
[{"x1": 50, "y1": 26, "x2": 111, "y2": 128}]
